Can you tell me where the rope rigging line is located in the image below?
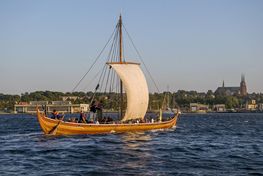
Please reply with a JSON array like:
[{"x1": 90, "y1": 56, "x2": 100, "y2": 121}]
[
  {"x1": 107, "y1": 26, "x2": 119, "y2": 63},
  {"x1": 83, "y1": 66, "x2": 104, "y2": 90},
  {"x1": 104, "y1": 65, "x2": 112, "y2": 93},
  {"x1": 121, "y1": 24, "x2": 125, "y2": 62},
  {"x1": 99, "y1": 28, "x2": 121, "y2": 93},
  {"x1": 99, "y1": 25, "x2": 120, "y2": 94},
  {"x1": 114, "y1": 28, "x2": 120, "y2": 62},
  {"x1": 71, "y1": 26, "x2": 117, "y2": 92},
  {"x1": 112, "y1": 28, "x2": 119, "y2": 62},
  {"x1": 123, "y1": 24, "x2": 160, "y2": 93},
  {"x1": 108, "y1": 26, "x2": 120, "y2": 93},
  {"x1": 98, "y1": 64, "x2": 108, "y2": 92},
  {"x1": 109, "y1": 67, "x2": 116, "y2": 92},
  {"x1": 97, "y1": 64, "x2": 107, "y2": 85}
]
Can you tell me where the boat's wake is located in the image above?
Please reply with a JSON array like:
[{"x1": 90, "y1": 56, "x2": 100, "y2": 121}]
[{"x1": 150, "y1": 126, "x2": 177, "y2": 133}]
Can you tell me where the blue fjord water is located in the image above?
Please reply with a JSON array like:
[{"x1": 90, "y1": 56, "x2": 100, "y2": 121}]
[{"x1": 0, "y1": 113, "x2": 262, "y2": 176}]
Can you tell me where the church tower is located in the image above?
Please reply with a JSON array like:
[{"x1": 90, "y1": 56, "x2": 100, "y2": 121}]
[{"x1": 240, "y1": 74, "x2": 247, "y2": 96}]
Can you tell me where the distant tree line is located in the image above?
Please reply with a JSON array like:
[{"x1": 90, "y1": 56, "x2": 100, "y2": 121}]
[{"x1": 1, "y1": 90, "x2": 263, "y2": 112}]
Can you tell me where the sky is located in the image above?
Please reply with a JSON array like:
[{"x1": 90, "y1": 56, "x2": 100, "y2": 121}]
[{"x1": 0, "y1": 0, "x2": 263, "y2": 94}]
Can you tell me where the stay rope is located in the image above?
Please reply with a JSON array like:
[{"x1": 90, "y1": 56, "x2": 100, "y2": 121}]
[
  {"x1": 123, "y1": 24, "x2": 160, "y2": 93},
  {"x1": 71, "y1": 27, "x2": 117, "y2": 92}
]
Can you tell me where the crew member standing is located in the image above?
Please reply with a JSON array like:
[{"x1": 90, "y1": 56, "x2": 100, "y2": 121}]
[{"x1": 89, "y1": 101, "x2": 97, "y2": 123}]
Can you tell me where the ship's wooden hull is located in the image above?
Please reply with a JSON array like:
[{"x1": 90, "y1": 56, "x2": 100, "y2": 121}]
[{"x1": 37, "y1": 109, "x2": 178, "y2": 135}]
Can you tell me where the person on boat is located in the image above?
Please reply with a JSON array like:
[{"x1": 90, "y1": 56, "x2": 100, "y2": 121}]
[
  {"x1": 58, "y1": 113, "x2": 65, "y2": 120},
  {"x1": 42, "y1": 105, "x2": 47, "y2": 116},
  {"x1": 89, "y1": 101, "x2": 97, "y2": 122},
  {"x1": 96, "y1": 100, "x2": 103, "y2": 122},
  {"x1": 78, "y1": 110, "x2": 86, "y2": 123},
  {"x1": 51, "y1": 109, "x2": 59, "y2": 119}
]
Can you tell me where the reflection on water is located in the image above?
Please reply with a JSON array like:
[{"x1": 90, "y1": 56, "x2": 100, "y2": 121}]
[
  {"x1": 120, "y1": 132, "x2": 152, "y2": 170},
  {"x1": 122, "y1": 132, "x2": 152, "y2": 145}
]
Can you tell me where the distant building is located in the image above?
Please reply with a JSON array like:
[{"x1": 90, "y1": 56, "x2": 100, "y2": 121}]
[
  {"x1": 213, "y1": 104, "x2": 226, "y2": 112},
  {"x1": 246, "y1": 100, "x2": 257, "y2": 111},
  {"x1": 240, "y1": 74, "x2": 247, "y2": 96},
  {"x1": 29, "y1": 101, "x2": 49, "y2": 105},
  {"x1": 215, "y1": 75, "x2": 247, "y2": 96},
  {"x1": 14, "y1": 101, "x2": 89, "y2": 114},
  {"x1": 190, "y1": 103, "x2": 209, "y2": 113},
  {"x1": 258, "y1": 104, "x2": 263, "y2": 111},
  {"x1": 61, "y1": 96, "x2": 80, "y2": 101}
]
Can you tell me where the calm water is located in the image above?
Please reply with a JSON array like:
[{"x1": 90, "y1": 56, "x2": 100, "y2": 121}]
[{"x1": 0, "y1": 113, "x2": 262, "y2": 176}]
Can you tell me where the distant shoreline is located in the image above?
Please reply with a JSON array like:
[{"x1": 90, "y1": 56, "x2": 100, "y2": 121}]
[
  {"x1": 1, "y1": 111, "x2": 263, "y2": 115},
  {"x1": 0, "y1": 111, "x2": 11, "y2": 115}
]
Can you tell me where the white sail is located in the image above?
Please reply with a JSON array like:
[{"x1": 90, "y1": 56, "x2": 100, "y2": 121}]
[{"x1": 108, "y1": 62, "x2": 149, "y2": 121}]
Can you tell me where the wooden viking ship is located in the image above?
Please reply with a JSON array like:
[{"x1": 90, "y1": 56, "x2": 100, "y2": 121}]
[
  {"x1": 37, "y1": 110, "x2": 178, "y2": 135},
  {"x1": 37, "y1": 15, "x2": 179, "y2": 135}
]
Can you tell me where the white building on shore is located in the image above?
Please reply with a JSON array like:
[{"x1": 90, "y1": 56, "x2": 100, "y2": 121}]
[{"x1": 14, "y1": 101, "x2": 89, "y2": 114}]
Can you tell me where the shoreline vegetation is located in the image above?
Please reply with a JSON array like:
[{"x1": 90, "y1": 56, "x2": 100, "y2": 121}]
[
  {"x1": 1, "y1": 90, "x2": 263, "y2": 114},
  {"x1": 1, "y1": 111, "x2": 263, "y2": 115},
  {"x1": 1, "y1": 112, "x2": 263, "y2": 115}
]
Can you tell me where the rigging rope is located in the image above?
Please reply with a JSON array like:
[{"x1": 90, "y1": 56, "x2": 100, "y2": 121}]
[
  {"x1": 123, "y1": 24, "x2": 160, "y2": 93},
  {"x1": 83, "y1": 67, "x2": 103, "y2": 90},
  {"x1": 107, "y1": 26, "x2": 119, "y2": 62},
  {"x1": 71, "y1": 27, "x2": 117, "y2": 92},
  {"x1": 99, "y1": 32, "x2": 118, "y2": 92},
  {"x1": 98, "y1": 65, "x2": 108, "y2": 92},
  {"x1": 109, "y1": 67, "x2": 116, "y2": 92},
  {"x1": 104, "y1": 66, "x2": 112, "y2": 93}
]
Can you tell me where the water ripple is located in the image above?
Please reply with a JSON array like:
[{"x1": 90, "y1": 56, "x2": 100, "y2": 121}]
[{"x1": 0, "y1": 113, "x2": 263, "y2": 175}]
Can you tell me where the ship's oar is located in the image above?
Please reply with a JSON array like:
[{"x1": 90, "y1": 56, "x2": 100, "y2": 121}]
[{"x1": 48, "y1": 115, "x2": 65, "y2": 135}]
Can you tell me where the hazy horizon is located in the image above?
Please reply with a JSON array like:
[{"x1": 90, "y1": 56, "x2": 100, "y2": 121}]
[{"x1": 1, "y1": 0, "x2": 263, "y2": 94}]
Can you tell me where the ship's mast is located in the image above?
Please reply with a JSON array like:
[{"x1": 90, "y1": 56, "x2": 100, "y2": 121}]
[{"x1": 119, "y1": 15, "x2": 123, "y2": 118}]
